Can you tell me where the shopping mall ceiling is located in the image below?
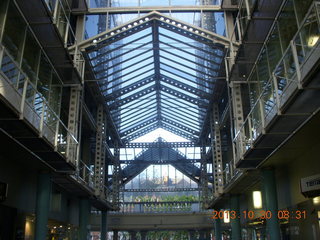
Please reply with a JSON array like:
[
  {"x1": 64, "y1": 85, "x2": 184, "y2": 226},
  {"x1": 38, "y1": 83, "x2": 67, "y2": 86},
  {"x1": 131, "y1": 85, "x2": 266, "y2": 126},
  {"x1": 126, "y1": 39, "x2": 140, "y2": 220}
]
[{"x1": 75, "y1": 11, "x2": 234, "y2": 143}]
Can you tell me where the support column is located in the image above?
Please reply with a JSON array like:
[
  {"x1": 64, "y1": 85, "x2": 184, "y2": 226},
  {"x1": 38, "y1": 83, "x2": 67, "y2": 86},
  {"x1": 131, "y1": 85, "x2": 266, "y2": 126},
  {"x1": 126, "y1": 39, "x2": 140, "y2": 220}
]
[
  {"x1": 79, "y1": 199, "x2": 90, "y2": 240},
  {"x1": 200, "y1": 145, "x2": 209, "y2": 207},
  {"x1": 188, "y1": 230, "x2": 196, "y2": 240},
  {"x1": 230, "y1": 195, "x2": 241, "y2": 240},
  {"x1": 214, "y1": 218, "x2": 222, "y2": 240},
  {"x1": 211, "y1": 104, "x2": 224, "y2": 196},
  {"x1": 199, "y1": 231, "x2": 206, "y2": 240},
  {"x1": 67, "y1": 86, "x2": 81, "y2": 165},
  {"x1": 95, "y1": 105, "x2": 106, "y2": 198},
  {"x1": 129, "y1": 231, "x2": 137, "y2": 240},
  {"x1": 230, "y1": 83, "x2": 245, "y2": 165},
  {"x1": 34, "y1": 172, "x2": 51, "y2": 240},
  {"x1": 140, "y1": 231, "x2": 147, "y2": 240},
  {"x1": 113, "y1": 230, "x2": 118, "y2": 240},
  {"x1": 262, "y1": 169, "x2": 281, "y2": 240},
  {"x1": 101, "y1": 211, "x2": 107, "y2": 240}
]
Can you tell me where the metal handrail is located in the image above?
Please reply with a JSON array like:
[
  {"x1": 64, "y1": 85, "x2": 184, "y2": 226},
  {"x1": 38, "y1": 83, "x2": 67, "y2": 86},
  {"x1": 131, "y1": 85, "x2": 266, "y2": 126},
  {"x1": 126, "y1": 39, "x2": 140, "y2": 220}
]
[{"x1": 233, "y1": 1, "x2": 320, "y2": 158}]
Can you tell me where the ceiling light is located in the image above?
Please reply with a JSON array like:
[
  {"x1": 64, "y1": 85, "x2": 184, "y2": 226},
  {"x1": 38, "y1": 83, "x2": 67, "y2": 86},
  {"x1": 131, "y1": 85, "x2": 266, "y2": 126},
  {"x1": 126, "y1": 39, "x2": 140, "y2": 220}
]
[
  {"x1": 253, "y1": 191, "x2": 262, "y2": 209},
  {"x1": 313, "y1": 196, "x2": 320, "y2": 205},
  {"x1": 308, "y1": 35, "x2": 319, "y2": 47},
  {"x1": 224, "y1": 210, "x2": 230, "y2": 223}
]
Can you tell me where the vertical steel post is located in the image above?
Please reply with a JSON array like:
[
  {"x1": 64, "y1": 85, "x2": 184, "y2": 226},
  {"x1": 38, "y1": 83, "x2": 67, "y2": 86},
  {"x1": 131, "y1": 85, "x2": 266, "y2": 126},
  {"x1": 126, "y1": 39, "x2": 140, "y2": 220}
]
[
  {"x1": 34, "y1": 172, "x2": 51, "y2": 240},
  {"x1": 214, "y1": 218, "x2": 222, "y2": 240},
  {"x1": 230, "y1": 195, "x2": 241, "y2": 240},
  {"x1": 95, "y1": 105, "x2": 106, "y2": 198},
  {"x1": 212, "y1": 104, "x2": 224, "y2": 196},
  {"x1": 101, "y1": 211, "x2": 107, "y2": 240},
  {"x1": 67, "y1": 86, "x2": 81, "y2": 165},
  {"x1": 79, "y1": 198, "x2": 90, "y2": 240},
  {"x1": 262, "y1": 169, "x2": 281, "y2": 240}
]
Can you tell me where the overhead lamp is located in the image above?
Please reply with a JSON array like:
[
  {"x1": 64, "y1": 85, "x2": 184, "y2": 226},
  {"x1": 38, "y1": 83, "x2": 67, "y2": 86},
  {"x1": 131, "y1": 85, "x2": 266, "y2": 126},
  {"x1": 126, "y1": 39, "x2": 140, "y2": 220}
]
[
  {"x1": 313, "y1": 196, "x2": 320, "y2": 205},
  {"x1": 253, "y1": 191, "x2": 262, "y2": 209},
  {"x1": 307, "y1": 35, "x2": 319, "y2": 47},
  {"x1": 223, "y1": 210, "x2": 230, "y2": 223}
]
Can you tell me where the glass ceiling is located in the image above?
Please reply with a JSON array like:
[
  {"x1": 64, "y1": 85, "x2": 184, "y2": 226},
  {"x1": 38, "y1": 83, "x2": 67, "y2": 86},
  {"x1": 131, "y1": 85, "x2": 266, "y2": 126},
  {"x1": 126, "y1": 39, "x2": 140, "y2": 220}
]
[{"x1": 82, "y1": 12, "x2": 229, "y2": 143}]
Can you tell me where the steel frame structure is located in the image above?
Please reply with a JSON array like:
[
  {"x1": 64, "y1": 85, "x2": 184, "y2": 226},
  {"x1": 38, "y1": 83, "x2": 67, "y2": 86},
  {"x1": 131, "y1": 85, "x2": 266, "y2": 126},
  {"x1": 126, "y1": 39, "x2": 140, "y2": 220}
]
[{"x1": 68, "y1": 5, "x2": 240, "y2": 206}]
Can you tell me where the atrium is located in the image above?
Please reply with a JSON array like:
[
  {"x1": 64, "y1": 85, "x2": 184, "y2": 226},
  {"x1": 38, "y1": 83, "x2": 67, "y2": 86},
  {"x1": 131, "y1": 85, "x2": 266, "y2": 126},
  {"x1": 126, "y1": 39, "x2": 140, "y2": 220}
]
[{"x1": 0, "y1": 0, "x2": 320, "y2": 239}]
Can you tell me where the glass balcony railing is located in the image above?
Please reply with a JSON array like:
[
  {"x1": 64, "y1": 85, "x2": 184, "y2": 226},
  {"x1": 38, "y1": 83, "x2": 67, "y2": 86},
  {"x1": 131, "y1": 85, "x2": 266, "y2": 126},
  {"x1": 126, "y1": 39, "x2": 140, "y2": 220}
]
[
  {"x1": 113, "y1": 201, "x2": 202, "y2": 214},
  {"x1": 0, "y1": 44, "x2": 79, "y2": 166},
  {"x1": 233, "y1": 1, "x2": 320, "y2": 161}
]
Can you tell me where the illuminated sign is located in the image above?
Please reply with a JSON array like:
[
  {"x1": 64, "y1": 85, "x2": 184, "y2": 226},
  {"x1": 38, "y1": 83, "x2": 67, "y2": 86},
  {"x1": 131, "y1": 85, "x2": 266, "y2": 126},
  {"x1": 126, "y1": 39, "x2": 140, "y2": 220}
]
[{"x1": 301, "y1": 174, "x2": 320, "y2": 197}]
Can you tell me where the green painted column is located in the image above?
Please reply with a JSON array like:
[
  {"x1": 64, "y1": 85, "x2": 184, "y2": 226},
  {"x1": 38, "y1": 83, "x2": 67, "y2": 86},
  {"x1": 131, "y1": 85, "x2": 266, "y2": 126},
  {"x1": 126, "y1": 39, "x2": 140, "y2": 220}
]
[
  {"x1": 140, "y1": 231, "x2": 147, "y2": 240},
  {"x1": 79, "y1": 198, "x2": 90, "y2": 240},
  {"x1": 101, "y1": 211, "x2": 107, "y2": 240},
  {"x1": 113, "y1": 230, "x2": 118, "y2": 240},
  {"x1": 214, "y1": 218, "x2": 222, "y2": 240},
  {"x1": 199, "y1": 231, "x2": 206, "y2": 240},
  {"x1": 34, "y1": 172, "x2": 51, "y2": 240},
  {"x1": 262, "y1": 169, "x2": 281, "y2": 240},
  {"x1": 230, "y1": 195, "x2": 241, "y2": 240},
  {"x1": 129, "y1": 231, "x2": 137, "y2": 240}
]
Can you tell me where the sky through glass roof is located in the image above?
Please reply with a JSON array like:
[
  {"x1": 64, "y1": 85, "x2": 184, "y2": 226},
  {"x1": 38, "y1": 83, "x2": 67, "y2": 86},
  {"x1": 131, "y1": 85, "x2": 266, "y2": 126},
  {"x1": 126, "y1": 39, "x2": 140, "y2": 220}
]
[{"x1": 80, "y1": 11, "x2": 230, "y2": 144}]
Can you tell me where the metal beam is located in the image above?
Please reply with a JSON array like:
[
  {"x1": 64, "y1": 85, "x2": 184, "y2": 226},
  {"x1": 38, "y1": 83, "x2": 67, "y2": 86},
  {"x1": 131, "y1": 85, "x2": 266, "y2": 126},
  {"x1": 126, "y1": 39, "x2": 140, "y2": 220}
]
[
  {"x1": 161, "y1": 123, "x2": 197, "y2": 141},
  {"x1": 119, "y1": 159, "x2": 201, "y2": 164},
  {"x1": 160, "y1": 85, "x2": 208, "y2": 108},
  {"x1": 119, "y1": 111, "x2": 158, "y2": 132},
  {"x1": 70, "y1": 11, "x2": 238, "y2": 52},
  {"x1": 75, "y1": 6, "x2": 228, "y2": 15},
  {"x1": 161, "y1": 117, "x2": 199, "y2": 135},
  {"x1": 120, "y1": 117, "x2": 158, "y2": 137},
  {"x1": 108, "y1": 85, "x2": 156, "y2": 110},
  {"x1": 124, "y1": 141, "x2": 196, "y2": 148},
  {"x1": 160, "y1": 75, "x2": 212, "y2": 99},
  {"x1": 123, "y1": 188, "x2": 200, "y2": 192},
  {"x1": 124, "y1": 122, "x2": 160, "y2": 142},
  {"x1": 105, "y1": 76, "x2": 155, "y2": 100}
]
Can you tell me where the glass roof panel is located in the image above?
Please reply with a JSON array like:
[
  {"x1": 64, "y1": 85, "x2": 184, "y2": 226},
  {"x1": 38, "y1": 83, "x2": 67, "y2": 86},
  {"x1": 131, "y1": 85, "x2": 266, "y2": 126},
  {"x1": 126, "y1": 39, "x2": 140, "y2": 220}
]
[{"x1": 83, "y1": 12, "x2": 228, "y2": 142}]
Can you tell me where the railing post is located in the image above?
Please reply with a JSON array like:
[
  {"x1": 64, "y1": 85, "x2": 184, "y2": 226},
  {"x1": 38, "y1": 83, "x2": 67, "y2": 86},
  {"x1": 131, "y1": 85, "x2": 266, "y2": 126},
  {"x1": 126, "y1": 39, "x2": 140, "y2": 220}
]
[
  {"x1": 54, "y1": 118, "x2": 60, "y2": 151},
  {"x1": 290, "y1": 40, "x2": 302, "y2": 88},
  {"x1": 19, "y1": 78, "x2": 28, "y2": 119},
  {"x1": 0, "y1": 45, "x2": 4, "y2": 67},
  {"x1": 39, "y1": 100, "x2": 45, "y2": 137},
  {"x1": 272, "y1": 73, "x2": 282, "y2": 114},
  {"x1": 244, "y1": 0, "x2": 251, "y2": 20},
  {"x1": 64, "y1": 21, "x2": 70, "y2": 48}
]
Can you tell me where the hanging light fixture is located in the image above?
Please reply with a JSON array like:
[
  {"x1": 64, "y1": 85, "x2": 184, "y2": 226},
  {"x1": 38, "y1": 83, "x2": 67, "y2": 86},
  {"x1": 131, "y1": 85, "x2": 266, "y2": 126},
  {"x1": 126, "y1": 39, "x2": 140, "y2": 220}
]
[
  {"x1": 253, "y1": 191, "x2": 262, "y2": 209},
  {"x1": 224, "y1": 210, "x2": 230, "y2": 223}
]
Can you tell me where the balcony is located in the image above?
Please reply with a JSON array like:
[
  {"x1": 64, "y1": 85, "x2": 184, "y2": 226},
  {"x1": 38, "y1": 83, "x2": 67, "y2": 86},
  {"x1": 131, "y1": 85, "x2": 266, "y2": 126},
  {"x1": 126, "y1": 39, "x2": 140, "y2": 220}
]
[
  {"x1": 234, "y1": 1, "x2": 320, "y2": 168},
  {"x1": 0, "y1": 44, "x2": 77, "y2": 171}
]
